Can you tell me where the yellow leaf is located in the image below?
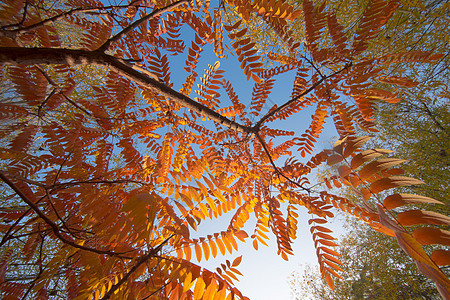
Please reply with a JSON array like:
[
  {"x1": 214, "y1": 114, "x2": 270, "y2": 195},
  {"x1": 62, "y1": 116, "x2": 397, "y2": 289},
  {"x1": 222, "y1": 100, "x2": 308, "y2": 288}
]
[
  {"x1": 195, "y1": 180, "x2": 209, "y2": 197},
  {"x1": 100, "y1": 284, "x2": 106, "y2": 298},
  {"x1": 203, "y1": 279, "x2": 217, "y2": 300},
  {"x1": 193, "y1": 277, "x2": 205, "y2": 300},
  {"x1": 183, "y1": 272, "x2": 194, "y2": 293}
]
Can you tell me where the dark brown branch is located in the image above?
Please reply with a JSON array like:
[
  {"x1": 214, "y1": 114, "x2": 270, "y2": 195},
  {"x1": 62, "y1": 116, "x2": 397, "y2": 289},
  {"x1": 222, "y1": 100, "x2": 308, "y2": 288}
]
[
  {"x1": 45, "y1": 190, "x2": 79, "y2": 239},
  {"x1": 0, "y1": 171, "x2": 46, "y2": 187},
  {"x1": 0, "y1": 47, "x2": 254, "y2": 134},
  {"x1": 0, "y1": 207, "x2": 33, "y2": 247},
  {"x1": 100, "y1": 235, "x2": 174, "y2": 300},
  {"x1": 0, "y1": 171, "x2": 131, "y2": 258},
  {"x1": 97, "y1": 0, "x2": 190, "y2": 52},
  {"x1": 38, "y1": 88, "x2": 57, "y2": 118},
  {"x1": 419, "y1": 99, "x2": 448, "y2": 135}
]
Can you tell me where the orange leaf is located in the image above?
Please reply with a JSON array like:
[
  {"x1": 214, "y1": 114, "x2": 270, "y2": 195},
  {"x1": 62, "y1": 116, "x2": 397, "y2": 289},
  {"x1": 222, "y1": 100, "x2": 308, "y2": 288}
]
[
  {"x1": 232, "y1": 255, "x2": 242, "y2": 267},
  {"x1": 397, "y1": 210, "x2": 450, "y2": 226},
  {"x1": 412, "y1": 228, "x2": 450, "y2": 246},
  {"x1": 326, "y1": 154, "x2": 343, "y2": 166},
  {"x1": 338, "y1": 165, "x2": 351, "y2": 177},
  {"x1": 318, "y1": 246, "x2": 341, "y2": 257},
  {"x1": 183, "y1": 245, "x2": 192, "y2": 261},
  {"x1": 325, "y1": 272, "x2": 335, "y2": 290},
  {"x1": 311, "y1": 225, "x2": 333, "y2": 233},
  {"x1": 376, "y1": 205, "x2": 403, "y2": 232},
  {"x1": 308, "y1": 218, "x2": 327, "y2": 225},
  {"x1": 209, "y1": 240, "x2": 218, "y2": 258},
  {"x1": 202, "y1": 241, "x2": 210, "y2": 261},
  {"x1": 350, "y1": 149, "x2": 393, "y2": 169},
  {"x1": 194, "y1": 243, "x2": 202, "y2": 262},
  {"x1": 316, "y1": 239, "x2": 338, "y2": 247},
  {"x1": 322, "y1": 253, "x2": 342, "y2": 265},
  {"x1": 383, "y1": 193, "x2": 443, "y2": 210},
  {"x1": 395, "y1": 231, "x2": 437, "y2": 266},
  {"x1": 396, "y1": 233, "x2": 450, "y2": 295},
  {"x1": 234, "y1": 230, "x2": 248, "y2": 242},
  {"x1": 358, "y1": 158, "x2": 406, "y2": 181},
  {"x1": 431, "y1": 249, "x2": 450, "y2": 266},
  {"x1": 370, "y1": 176, "x2": 424, "y2": 194},
  {"x1": 342, "y1": 136, "x2": 371, "y2": 158},
  {"x1": 216, "y1": 238, "x2": 226, "y2": 255}
]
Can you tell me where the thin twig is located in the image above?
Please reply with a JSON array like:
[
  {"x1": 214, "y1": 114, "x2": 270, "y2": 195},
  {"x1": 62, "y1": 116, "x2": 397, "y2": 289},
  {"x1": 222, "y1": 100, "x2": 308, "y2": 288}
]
[
  {"x1": 97, "y1": 0, "x2": 190, "y2": 52},
  {"x1": 254, "y1": 63, "x2": 352, "y2": 129},
  {"x1": 0, "y1": 171, "x2": 132, "y2": 258},
  {"x1": 0, "y1": 2, "x2": 142, "y2": 38},
  {"x1": 100, "y1": 234, "x2": 174, "y2": 300},
  {"x1": 45, "y1": 190, "x2": 80, "y2": 239},
  {"x1": 254, "y1": 132, "x2": 310, "y2": 192}
]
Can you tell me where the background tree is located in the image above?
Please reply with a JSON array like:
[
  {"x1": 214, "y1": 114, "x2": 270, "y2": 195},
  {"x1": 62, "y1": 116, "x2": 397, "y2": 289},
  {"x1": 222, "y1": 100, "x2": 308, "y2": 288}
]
[
  {"x1": 287, "y1": 0, "x2": 449, "y2": 298},
  {"x1": 0, "y1": 0, "x2": 448, "y2": 299},
  {"x1": 290, "y1": 214, "x2": 444, "y2": 300}
]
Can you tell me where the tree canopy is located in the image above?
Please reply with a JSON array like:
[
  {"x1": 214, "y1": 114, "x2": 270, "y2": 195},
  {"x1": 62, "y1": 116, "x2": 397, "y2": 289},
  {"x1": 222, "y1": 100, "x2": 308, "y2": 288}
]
[{"x1": 0, "y1": 0, "x2": 448, "y2": 299}]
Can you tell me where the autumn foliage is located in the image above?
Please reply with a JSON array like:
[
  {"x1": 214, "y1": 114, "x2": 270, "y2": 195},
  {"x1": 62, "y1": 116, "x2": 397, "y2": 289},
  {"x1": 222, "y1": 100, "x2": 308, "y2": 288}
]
[{"x1": 0, "y1": 0, "x2": 448, "y2": 299}]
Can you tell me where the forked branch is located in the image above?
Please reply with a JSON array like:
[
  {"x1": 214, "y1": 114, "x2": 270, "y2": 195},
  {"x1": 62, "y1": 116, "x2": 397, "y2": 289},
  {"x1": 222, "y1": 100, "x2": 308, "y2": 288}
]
[
  {"x1": 255, "y1": 132, "x2": 311, "y2": 192},
  {"x1": 0, "y1": 171, "x2": 133, "y2": 258},
  {"x1": 254, "y1": 63, "x2": 352, "y2": 129}
]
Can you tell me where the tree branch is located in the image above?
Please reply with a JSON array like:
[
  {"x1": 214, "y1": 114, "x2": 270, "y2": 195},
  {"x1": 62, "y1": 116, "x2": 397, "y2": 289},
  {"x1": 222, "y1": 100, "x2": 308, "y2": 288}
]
[
  {"x1": 418, "y1": 99, "x2": 448, "y2": 135},
  {"x1": 0, "y1": 171, "x2": 132, "y2": 258},
  {"x1": 0, "y1": 1, "x2": 143, "y2": 38},
  {"x1": 97, "y1": 0, "x2": 190, "y2": 52},
  {"x1": 0, "y1": 47, "x2": 254, "y2": 134},
  {"x1": 100, "y1": 234, "x2": 174, "y2": 300},
  {"x1": 254, "y1": 132, "x2": 310, "y2": 192},
  {"x1": 254, "y1": 63, "x2": 352, "y2": 129}
]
